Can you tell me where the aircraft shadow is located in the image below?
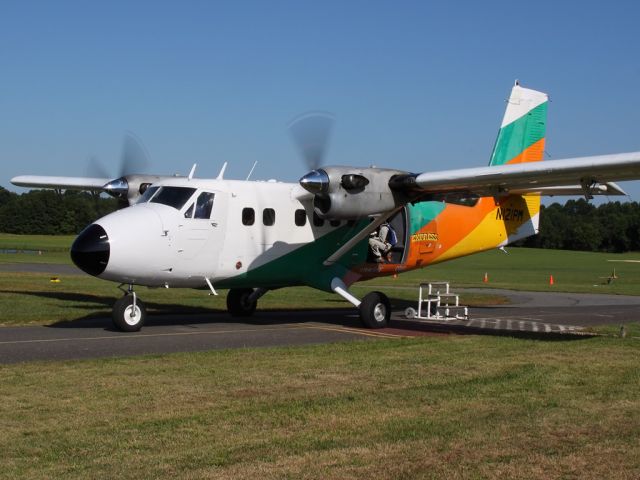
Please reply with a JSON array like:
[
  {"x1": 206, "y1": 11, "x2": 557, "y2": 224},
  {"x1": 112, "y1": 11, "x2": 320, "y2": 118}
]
[{"x1": 4, "y1": 289, "x2": 588, "y2": 341}]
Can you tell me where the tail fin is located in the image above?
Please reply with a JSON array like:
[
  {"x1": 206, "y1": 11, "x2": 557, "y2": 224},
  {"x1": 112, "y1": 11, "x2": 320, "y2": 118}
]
[{"x1": 489, "y1": 82, "x2": 548, "y2": 166}]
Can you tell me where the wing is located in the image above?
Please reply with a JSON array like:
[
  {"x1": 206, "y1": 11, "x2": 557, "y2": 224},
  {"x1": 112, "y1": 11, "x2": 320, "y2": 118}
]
[
  {"x1": 11, "y1": 174, "x2": 172, "y2": 205},
  {"x1": 392, "y1": 151, "x2": 640, "y2": 198},
  {"x1": 11, "y1": 175, "x2": 112, "y2": 190}
]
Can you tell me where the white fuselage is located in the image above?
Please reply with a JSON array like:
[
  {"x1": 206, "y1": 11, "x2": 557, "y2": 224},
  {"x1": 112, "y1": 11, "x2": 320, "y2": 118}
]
[{"x1": 90, "y1": 177, "x2": 341, "y2": 288}]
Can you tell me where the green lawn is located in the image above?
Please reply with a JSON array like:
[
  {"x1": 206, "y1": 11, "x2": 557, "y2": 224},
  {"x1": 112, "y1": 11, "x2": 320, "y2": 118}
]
[
  {"x1": 1, "y1": 235, "x2": 640, "y2": 478},
  {"x1": 1, "y1": 336, "x2": 638, "y2": 479},
  {"x1": 0, "y1": 234, "x2": 73, "y2": 264}
]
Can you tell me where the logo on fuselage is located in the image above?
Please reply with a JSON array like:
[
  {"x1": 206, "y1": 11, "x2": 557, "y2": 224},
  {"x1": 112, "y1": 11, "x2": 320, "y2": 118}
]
[{"x1": 411, "y1": 232, "x2": 438, "y2": 242}]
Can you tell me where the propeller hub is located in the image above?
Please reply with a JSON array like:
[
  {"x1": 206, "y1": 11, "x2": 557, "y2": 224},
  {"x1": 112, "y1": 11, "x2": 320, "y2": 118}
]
[
  {"x1": 102, "y1": 177, "x2": 129, "y2": 198},
  {"x1": 299, "y1": 169, "x2": 329, "y2": 194}
]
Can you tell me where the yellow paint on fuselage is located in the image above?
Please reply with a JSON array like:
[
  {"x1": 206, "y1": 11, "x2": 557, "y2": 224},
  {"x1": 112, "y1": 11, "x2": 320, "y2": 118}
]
[{"x1": 429, "y1": 194, "x2": 539, "y2": 264}]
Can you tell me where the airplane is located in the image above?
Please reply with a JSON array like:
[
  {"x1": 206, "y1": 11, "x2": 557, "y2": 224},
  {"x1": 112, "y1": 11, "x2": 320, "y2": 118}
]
[{"x1": 11, "y1": 81, "x2": 640, "y2": 332}]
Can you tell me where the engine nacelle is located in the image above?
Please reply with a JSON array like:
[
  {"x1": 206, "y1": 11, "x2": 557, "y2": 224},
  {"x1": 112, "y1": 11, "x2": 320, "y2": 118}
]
[
  {"x1": 103, "y1": 174, "x2": 176, "y2": 205},
  {"x1": 299, "y1": 166, "x2": 409, "y2": 219}
]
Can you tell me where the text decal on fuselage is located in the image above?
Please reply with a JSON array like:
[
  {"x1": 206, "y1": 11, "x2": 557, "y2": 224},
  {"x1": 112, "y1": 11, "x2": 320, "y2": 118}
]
[
  {"x1": 411, "y1": 232, "x2": 438, "y2": 242},
  {"x1": 496, "y1": 207, "x2": 524, "y2": 222}
]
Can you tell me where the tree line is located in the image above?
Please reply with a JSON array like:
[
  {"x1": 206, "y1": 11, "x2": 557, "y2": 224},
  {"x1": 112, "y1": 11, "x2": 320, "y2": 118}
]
[
  {"x1": 0, "y1": 187, "x2": 118, "y2": 235},
  {"x1": 518, "y1": 199, "x2": 640, "y2": 252},
  {"x1": 1, "y1": 186, "x2": 640, "y2": 252}
]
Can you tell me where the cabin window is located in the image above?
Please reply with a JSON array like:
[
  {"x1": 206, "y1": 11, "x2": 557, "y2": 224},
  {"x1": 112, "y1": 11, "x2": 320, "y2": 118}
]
[
  {"x1": 263, "y1": 208, "x2": 276, "y2": 226},
  {"x1": 194, "y1": 192, "x2": 215, "y2": 219},
  {"x1": 295, "y1": 209, "x2": 306, "y2": 226},
  {"x1": 313, "y1": 212, "x2": 324, "y2": 227},
  {"x1": 330, "y1": 219, "x2": 340, "y2": 227},
  {"x1": 150, "y1": 187, "x2": 197, "y2": 210},
  {"x1": 242, "y1": 208, "x2": 255, "y2": 226}
]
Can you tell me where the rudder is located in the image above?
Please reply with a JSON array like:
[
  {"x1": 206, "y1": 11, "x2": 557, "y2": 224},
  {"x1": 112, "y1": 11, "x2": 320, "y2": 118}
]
[{"x1": 489, "y1": 82, "x2": 548, "y2": 167}]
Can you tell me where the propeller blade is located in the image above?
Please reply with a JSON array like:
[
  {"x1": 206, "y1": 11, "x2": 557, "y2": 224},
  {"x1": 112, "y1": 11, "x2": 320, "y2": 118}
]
[
  {"x1": 85, "y1": 155, "x2": 110, "y2": 179},
  {"x1": 120, "y1": 131, "x2": 150, "y2": 176},
  {"x1": 288, "y1": 111, "x2": 334, "y2": 171}
]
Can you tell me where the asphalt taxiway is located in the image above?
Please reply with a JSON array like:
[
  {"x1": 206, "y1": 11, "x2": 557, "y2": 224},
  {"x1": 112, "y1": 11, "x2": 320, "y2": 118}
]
[{"x1": 1, "y1": 263, "x2": 639, "y2": 363}]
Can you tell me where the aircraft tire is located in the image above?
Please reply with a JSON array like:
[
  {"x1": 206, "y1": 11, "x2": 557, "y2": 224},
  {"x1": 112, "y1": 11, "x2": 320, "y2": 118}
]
[
  {"x1": 112, "y1": 294, "x2": 146, "y2": 332},
  {"x1": 227, "y1": 288, "x2": 257, "y2": 317},
  {"x1": 360, "y1": 291, "x2": 390, "y2": 329}
]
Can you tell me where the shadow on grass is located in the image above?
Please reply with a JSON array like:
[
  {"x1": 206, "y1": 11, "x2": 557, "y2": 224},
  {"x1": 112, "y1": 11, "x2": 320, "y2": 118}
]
[{"x1": 3, "y1": 289, "x2": 591, "y2": 341}]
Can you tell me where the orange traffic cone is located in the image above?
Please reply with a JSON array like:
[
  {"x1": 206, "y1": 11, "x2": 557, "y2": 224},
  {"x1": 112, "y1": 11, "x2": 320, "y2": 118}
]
[
  {"x1": 483, "y1": 272, "x2": 489, "y2": 283},
  {"x1": 549, "y1": 275, "x2": 554, "y2": 286}
]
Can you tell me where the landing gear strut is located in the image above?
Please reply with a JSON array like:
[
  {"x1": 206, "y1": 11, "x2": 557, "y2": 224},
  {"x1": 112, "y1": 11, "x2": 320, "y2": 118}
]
[
  {"x1": 112, "y1": 287, "x2": 147, "y2": 332},
  {"x1": 331, "y1": 278, "x2": 391, "y2": 329}
]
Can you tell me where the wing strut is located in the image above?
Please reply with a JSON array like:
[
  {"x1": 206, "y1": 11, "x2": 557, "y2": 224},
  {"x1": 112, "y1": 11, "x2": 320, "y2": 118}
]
[{"x1": 322, "y1": 207, "x2": 402, "y2": 266}]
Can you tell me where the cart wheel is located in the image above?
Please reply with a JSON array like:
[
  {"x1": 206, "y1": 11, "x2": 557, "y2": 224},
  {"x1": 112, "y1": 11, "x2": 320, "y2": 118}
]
[{"x1": 405, "y1": 307, "x2": 416, "y2": 319}]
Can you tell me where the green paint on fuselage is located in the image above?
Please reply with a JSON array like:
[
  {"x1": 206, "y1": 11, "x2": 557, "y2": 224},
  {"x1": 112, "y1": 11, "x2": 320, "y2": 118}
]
[
  {"x1": 219, "y1": 201, "x2": 448, "y2": 292},
  {"x1": 408, "y1": 201, "x2": 445, "y2": 234},
  {"x1": 217, "y1": 220, "x2": 369, "y2": 292}
]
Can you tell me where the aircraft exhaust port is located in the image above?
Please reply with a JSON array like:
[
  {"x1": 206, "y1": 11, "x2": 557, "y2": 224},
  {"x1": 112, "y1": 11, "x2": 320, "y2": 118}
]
[{"x1": 71, "y1": 224, "x2": 110, "y2": 276}]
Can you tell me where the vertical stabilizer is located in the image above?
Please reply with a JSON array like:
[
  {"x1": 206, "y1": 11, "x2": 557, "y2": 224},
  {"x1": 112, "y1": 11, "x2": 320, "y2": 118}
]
[{"x1": 489, "y1": 82, "x2": 548, "y2": 166}]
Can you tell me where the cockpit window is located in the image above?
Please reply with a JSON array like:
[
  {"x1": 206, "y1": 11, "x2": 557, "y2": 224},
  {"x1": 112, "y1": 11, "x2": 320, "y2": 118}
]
[
  {"x1": 194, "y1": 192, "x2": 215, "y2": 219},
  {"x1": 136, "y1": 186, "x2": 159, "y2": 204},
  {"x1": 184, "y1": 203, "x2": 194, "y2": 218},
  {"x1": 150, "y1": 187, "x2": 197, "y2": 210}
]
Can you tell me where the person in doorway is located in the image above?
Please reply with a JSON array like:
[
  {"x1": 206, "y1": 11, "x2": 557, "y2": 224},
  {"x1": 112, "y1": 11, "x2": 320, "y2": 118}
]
[{"x1": 369, "y1": 222, "x2": 396, "y2": 263}]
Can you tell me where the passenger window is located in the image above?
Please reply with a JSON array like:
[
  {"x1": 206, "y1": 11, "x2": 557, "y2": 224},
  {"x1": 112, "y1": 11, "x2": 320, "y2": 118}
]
[
  {"x1": 295, "y1": 209, "x2": 306, "y2": 227},
  {"x1": 313, "y1": 212, "x2": 324, "y2": 227},
  {"x1": 263, "y1": 208, "x2": 275, "y2": 226},
  {"x1": 194, "y1": 192, "x2": 215, "y2": 219},
  {"x1": 242, "y1": 208, "x2": 255, "y2": 226},
  {"x1": 184, "y1": 203, "x2": 194, "y2": 218}
]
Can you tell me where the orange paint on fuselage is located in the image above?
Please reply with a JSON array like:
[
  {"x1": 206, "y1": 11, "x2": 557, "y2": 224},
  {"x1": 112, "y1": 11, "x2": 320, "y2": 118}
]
[{"x1": 349, "y1": 139, "x2": 545, "y2": 285}]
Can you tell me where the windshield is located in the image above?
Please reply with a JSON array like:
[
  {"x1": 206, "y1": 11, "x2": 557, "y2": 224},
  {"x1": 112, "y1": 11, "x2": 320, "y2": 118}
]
[
  {"x1": 136, "y1": 186, "x2": 160, "y2": 204},
  {"x1": 149, "y1": 187, "x2": 196, "y2": 210}
]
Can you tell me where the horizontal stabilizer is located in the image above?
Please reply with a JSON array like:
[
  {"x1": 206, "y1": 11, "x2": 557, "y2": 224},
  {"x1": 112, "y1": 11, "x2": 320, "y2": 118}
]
[{"x1": 511, "y1": 182, "x2": 627, "y2": 197}]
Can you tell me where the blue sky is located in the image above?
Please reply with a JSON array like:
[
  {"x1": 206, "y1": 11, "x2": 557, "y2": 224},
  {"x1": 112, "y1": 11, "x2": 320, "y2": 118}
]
[{"x1": 2, "y1": 0, "x2": 640, "y2": 200}]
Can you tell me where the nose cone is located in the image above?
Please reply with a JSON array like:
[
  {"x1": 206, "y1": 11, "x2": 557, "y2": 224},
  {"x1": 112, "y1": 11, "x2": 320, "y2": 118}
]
[
  {"x1": 299, "y1": 169, "x2": 329, "y2": 194},
  {"x1": 71, "y1": 224, "x2": 110, "y2": 276}
]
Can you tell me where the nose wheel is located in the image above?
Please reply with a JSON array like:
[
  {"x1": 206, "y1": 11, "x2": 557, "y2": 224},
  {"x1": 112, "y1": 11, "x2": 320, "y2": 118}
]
[{"x1": 112, "y1": 291, "x2": 147, "y2": 332}]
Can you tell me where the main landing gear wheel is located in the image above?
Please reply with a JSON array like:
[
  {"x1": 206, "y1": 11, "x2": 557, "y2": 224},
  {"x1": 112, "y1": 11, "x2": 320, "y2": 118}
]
[
  {"x1": 360, "y1": 291, "x2": 391, "y2": 329},
  {"x1": 112, "y1": 294, "x2": 147, "y2": 332},
  {"x1": 227, "y1": 288, "x2": 257, "y2": 317}
]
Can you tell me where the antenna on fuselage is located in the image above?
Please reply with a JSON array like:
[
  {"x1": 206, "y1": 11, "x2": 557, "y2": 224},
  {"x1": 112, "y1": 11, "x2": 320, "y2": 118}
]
[
  {"x1": 216, "y1": 162, "x2": 228, "y2": 180},
  {"x1": 246, "y1": 161, "x2": 258, "y2": 180},
  {"x1": 188, "y1": 164, "x2": 197, "y2": 180}
]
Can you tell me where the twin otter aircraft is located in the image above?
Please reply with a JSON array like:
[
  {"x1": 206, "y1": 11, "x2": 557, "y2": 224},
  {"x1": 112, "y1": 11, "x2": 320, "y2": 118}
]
[{"x1": 12, "y1": 83, "x2": 640, "y2": 331}]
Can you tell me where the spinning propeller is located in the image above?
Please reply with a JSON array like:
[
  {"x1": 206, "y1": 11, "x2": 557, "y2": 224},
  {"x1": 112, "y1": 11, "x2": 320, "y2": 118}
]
[
  {"x1": 86, "y1": 132, "x2": 152, "y2": 205},
  {"x1": 288, "y1": 111, "x2": 334, "y2": 172}
]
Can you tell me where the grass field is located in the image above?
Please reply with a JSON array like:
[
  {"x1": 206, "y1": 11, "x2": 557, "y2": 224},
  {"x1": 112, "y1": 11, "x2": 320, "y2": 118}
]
[
  {"x1": 1, "y1": 235, "x2": 640, "y2": 478},
  {"x1": 1, "y1": 336, "x2": 639, "y2": 479},
  {"x1": 0, "y1": 234, "x2": 74, "y2": 264}
]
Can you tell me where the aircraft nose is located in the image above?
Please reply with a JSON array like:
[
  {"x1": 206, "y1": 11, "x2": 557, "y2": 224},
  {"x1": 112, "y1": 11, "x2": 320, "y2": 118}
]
[{"x1": 71, "y1": 224, "x2": 110, "y2": 276}]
